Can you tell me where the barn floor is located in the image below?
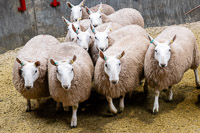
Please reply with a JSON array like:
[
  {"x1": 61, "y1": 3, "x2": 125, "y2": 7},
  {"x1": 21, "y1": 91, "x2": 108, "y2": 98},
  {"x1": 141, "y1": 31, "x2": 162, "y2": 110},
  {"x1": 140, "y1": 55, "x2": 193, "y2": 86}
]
[{"x1": 1, "y1": 21, "x2": 200, "y2": 133}]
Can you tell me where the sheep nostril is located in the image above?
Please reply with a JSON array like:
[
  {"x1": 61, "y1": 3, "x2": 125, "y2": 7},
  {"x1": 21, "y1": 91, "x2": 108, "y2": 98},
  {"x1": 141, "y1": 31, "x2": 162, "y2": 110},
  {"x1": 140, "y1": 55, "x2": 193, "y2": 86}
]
[
  {"x1": 25, "y1": 86, "x2": 31, "y2": 90},
  {"x1": 71, "y1": 38, "x2": 74, "y2": 41},
  {"x1": 160, "y1": 64, "x2": 166, "y2": 68},
  {"x1": 74, "y1": 19, "x2": 78, "y2": 22},
  {"x1": 84, "y1": 48, "x2": 87, "y2": 51},
  {"x1": 100, "y1": 48, "x2": 104, "y2": 51},
  {"x1": 63, "y1": 85, "x2": 69, "y2": 90},
  {"x1": 93, "y1": 25, "x2": 98, "y2": 28},
  {"x1": 111, "y1": 80, "x2": 117, "y2": 84}
]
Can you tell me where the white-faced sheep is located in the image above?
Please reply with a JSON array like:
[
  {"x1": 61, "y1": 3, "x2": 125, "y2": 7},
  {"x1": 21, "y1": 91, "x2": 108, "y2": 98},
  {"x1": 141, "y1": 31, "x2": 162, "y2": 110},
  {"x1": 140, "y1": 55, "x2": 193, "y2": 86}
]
[
  {"x1": 48, "y1": 42, "x2": 94, "y2": 127},
  {"x1": 94, "y1": 28, "x2": 149, "y2": 114},
  {"x1": 62, "y1": 16, "x2": 81, "y2": 42},
  {"x1": 66, "y1": 0, "x2": 115, "y2": 22},
  {"x1": 12, "y1": 35, "x2": 59, "y2": 112},
  {"x1": 144, "y1": 26, "x2": 200, "y2": 114},
  {"x1": 86, "y1": 7, "x2": 144, "y2": 28},
  {"x1": 90, "y1": 24, "x2": 146, "y2": 65}
]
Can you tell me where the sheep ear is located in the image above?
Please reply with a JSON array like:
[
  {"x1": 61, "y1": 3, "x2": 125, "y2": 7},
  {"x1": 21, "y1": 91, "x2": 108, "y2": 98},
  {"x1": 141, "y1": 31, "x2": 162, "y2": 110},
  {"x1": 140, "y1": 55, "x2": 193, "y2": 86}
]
[
  {"x1": 117, "y1": 51, "x2": 125, "y2": 59},
  {"x1": 90, "y1": 25, "x2": 96, "y2": 34},
  {"x1": 99, "y1": 51, "x2": 107, "y2": 61},
  {"x1": 72, "y1": 24, "x2": 79, "y2": 34},
  {"x1": 79, "y1": 0, "x2": 85, "y2": 7},
  {"x1": 85, "y1": 6, "x2": 92, "y2": 15},
  {"x1": 50, "y1": 59, "x2": 58, "y2": 66},
  {"x1": 16, "y1": 58, "x2": 27, "y2": 66},
  {"x1": 70, "y1": 55, "x2": 77, "y2": 64},
  {"x1": 148, "y1": 35, "x2": 157, "y2": 46},
  {"x1": 168, "y1": 35, "x2": 176, "y2": 46},
  {"x1": 62, "y1": 16, "x2": 71, "y2": 26},
  {"x1": 34, "y1": 61, "x2": 40, "y2": 67},
  {"x1": 66, "y1": 2, "x2": 74, "y2": 8},
  {"x1": 105, "y1": 22, "x2": 112, "y2": 33},
  {"x1": 98, "y1": 2, "x2": 103, "y2": 13}
]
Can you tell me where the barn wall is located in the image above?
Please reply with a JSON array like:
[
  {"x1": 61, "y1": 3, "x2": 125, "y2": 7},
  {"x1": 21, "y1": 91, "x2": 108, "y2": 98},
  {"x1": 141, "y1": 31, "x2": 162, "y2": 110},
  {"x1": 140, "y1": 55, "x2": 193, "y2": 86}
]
[{"x1": 0, "y1": 0, "x2": 199, "y2": 53}]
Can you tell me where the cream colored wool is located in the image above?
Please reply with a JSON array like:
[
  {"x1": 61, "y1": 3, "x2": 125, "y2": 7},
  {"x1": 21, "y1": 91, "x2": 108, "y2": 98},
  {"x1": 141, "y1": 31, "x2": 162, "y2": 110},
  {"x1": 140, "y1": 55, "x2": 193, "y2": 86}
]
[
  {"x1": 102, "y1": 8, "x2": 144, "y2": 28},
  {"x1": 94, "y1": 27, "x2": 149, "y2": 98},
  {"x1": 13, "y1": 35, "x2": 59, "y2": 99},
  {"x1": 48, "y1": 42, "x2": 94, "y2": 106},
  {"x1": 144, "y1": 26, "x2": 200, "y2": 90}
]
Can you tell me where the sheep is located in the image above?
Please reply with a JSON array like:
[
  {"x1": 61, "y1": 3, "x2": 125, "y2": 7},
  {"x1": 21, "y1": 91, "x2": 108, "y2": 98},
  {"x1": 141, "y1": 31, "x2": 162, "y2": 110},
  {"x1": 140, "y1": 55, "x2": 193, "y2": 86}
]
[
  {"x1": 90, "y1": 24, "x2": 146, "y2": 65},
  {"x1": 48, "y1": 42, "x2": 94, "y2": 127},
  {"x1": 66, "y1": 0, "x2": 86, "y2": 22},
  {"x1": 62, "y1": 16, "x2": 81, "y2": 42},
  {"x1": 70, "y1": 24, "x2": 92, "y2": 51},
  {"x1": 86, "y1": 7, "x2": 144, "y2": 28},
  {"x1": 144, "y1": 26, "x2": 200, "y2": 114},
  {"x1": 88, "y1": 22, "x2": 122, "y2": 65},
  {"x1": 67, "y1": 1, "x2": 115, "y2": 22},
  {"x1": 12, "y1": 35, "x2": 59, "y2": 112},
  {"x1": 82, "y1": 3, "x2": 115, "y2": 19},
  {"x1": 94, "y1": 27, "x2": 149, "y2": 114}
]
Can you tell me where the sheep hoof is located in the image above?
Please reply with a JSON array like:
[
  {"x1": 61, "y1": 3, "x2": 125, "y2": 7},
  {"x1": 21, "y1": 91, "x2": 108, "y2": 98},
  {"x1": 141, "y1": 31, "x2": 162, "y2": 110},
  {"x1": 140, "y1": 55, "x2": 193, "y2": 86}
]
[
  {"x1": 110, "y1": 110, "x2": 118, "y2": 114},
  {"x1": 118, "y1": 107, "x2": 124, "y2": 113},
  {"x1": 196, "y1": 86, "x2": 200, "y2": 89},
  {"x1": 70, "y1": 125, "x2": 77, "y2": 128},
  {"x1": 26, "y1": 108, "x2": 31, "y2": 112}
]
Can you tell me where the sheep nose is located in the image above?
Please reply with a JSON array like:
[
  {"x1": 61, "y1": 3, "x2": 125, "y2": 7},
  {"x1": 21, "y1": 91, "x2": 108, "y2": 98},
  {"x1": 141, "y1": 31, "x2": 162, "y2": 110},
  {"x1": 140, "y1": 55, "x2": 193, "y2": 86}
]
[
  {"x1": 74, "y1": 19, "x2": 78, "y2": 22},
  {"x1": 93, "y1": 25, "x2": 98, "y2": 28},
  {"x1": 62, "y1": 85, "x2": 69, "y2": 90},
  {"x1": 111, "y1": 80, "x2": 117, "y2": 84},
  {"x1": 160, "y1": 64, "x2": 166, "y2": 68},
  {"x1": 100, "y1": 48, "x2": 104, "y2": 51},
  {"x1": 25, "y1": 86, "x2": 31, "y2": 90}
]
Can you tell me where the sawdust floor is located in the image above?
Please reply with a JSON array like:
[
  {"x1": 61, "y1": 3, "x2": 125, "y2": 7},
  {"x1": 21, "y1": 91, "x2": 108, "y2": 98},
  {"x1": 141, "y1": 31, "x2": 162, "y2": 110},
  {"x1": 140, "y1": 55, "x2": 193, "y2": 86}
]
[{"x1": 1, "y1": 21, "x2": 200, "y2": 133}]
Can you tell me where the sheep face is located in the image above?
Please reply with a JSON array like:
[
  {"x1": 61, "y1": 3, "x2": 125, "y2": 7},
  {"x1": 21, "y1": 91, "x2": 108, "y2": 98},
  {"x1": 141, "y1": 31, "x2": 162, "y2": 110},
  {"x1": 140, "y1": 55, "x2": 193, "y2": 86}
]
[
  {"x1": 50, "y1": 56, "x2": 76, "y2": 90},
  {"x1": 16, "y1": 58, "x2": 40, "y2": 89},
  {"x1": 67, "y1": 0, "x2": 85, "y2": 22},
  {"x1": 72, "y1": 24, "x2": 91, "y2": 51},
  {"x1": 99, "y1": 51, "x2": 125, "y2": 84},
  {"x1": 86, "y1": 3, "x2": 103, "y2": 27},
  {"x1": 62, "y1": 17, "x2": 80, "y2": 41},
  {"x1": 91, "y1": 23, "x2": 112, "y2": 52},
  {"x1": 148, "y1": 35, "x2": 176, "y2": 68}
]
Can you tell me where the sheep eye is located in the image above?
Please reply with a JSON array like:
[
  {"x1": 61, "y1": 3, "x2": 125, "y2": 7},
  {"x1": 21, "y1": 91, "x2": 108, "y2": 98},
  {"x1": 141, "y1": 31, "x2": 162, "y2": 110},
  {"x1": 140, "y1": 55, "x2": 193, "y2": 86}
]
[
  {"x1": 95, "y1": 36, "x2": 97, "y2": 40},
  {"x1": 105, "y1": 63, "x2": 107, "y2": 68},
  {"x1": 35, "y1": 70, "x2": 37, "y2": 73},
  {"x1": 89, "y1": 17, "x2": 90, "y2": 19},
  {"x1": 155, "y1": 50, "x2": 157, "y2": 53},
  {"x1": 72, "y1": 68, "x2": 73, "y2": 71},
  {"x1": 90, "y1": 36, "x2": 91, "y2": 39},
  {"x1": 169, "y1": 49, "x2": 171, "y2": 52},
  {"x1": 80, "y1": 9, "x2": 82, "y2": 12},
  {"x1": 77, "y1": 37, "x2": 79, "y2": 40},
  {"x1": 78, "y1": 27, "x2": 80, "y2": 30},
  {"x1": 56, "y1": 69, "x2": 59, "y2": 73},
  {"x1": 107, "y1": 36, "x2": 109, "y2": 39},
  {"x1": 119, "y1": 63, "x2": 121, "y2": 66},
  {"x1": 99, "y1": 16, "x2": 101, "y2": 18},
  {"x1": 67, "y1": 28, "x2": 69, "y2": 30}
]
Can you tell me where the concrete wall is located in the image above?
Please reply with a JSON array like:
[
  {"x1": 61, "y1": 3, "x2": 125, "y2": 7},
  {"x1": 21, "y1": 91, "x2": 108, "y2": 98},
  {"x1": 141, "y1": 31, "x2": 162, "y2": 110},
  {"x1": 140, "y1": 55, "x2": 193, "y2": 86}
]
[{"x1": 0, "y1": 0, "x2": 199, "y2": 53}]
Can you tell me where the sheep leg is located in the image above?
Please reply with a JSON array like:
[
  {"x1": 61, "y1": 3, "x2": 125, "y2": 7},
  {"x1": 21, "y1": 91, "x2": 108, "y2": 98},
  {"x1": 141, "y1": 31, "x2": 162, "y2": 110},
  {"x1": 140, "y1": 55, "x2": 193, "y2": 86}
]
[
  {"x1": 119, "y1": 94, "x2": 125, "y2": 113},
  {"x1": 56, "y1": 102, "x2": 62, "y2": 112},
  {"x1": 153, "y1": 90, "x2": 160, "y2": 114},
  {"x1": 144, "y1": 81, "x2": 149, "y2": 94},
  {"x1": 168, "y1": 86, "x2": 173, "y2": 101},
  {"x1": 106, "y1": 96, "x2": 117, "y2": 114},
  {"x1": 194, "y1": 69, "x2": 200, "y2": 88},
  {"x1": 71, "y1": 104, "x2": 78, "y2": 128},
  {"x1": 26, "y1": 99, "x2": 31, "y2": 112}
]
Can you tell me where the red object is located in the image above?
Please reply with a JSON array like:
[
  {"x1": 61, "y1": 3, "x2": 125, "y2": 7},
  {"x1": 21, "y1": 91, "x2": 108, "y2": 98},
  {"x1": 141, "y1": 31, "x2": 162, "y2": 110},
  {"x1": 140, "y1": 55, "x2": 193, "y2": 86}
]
[
  {"x1": 50, "y1": 0, "x2": 60, "y2": 7},
  {"x1": 18, "y1": 0, "x2": 26, "y2": 12}
]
